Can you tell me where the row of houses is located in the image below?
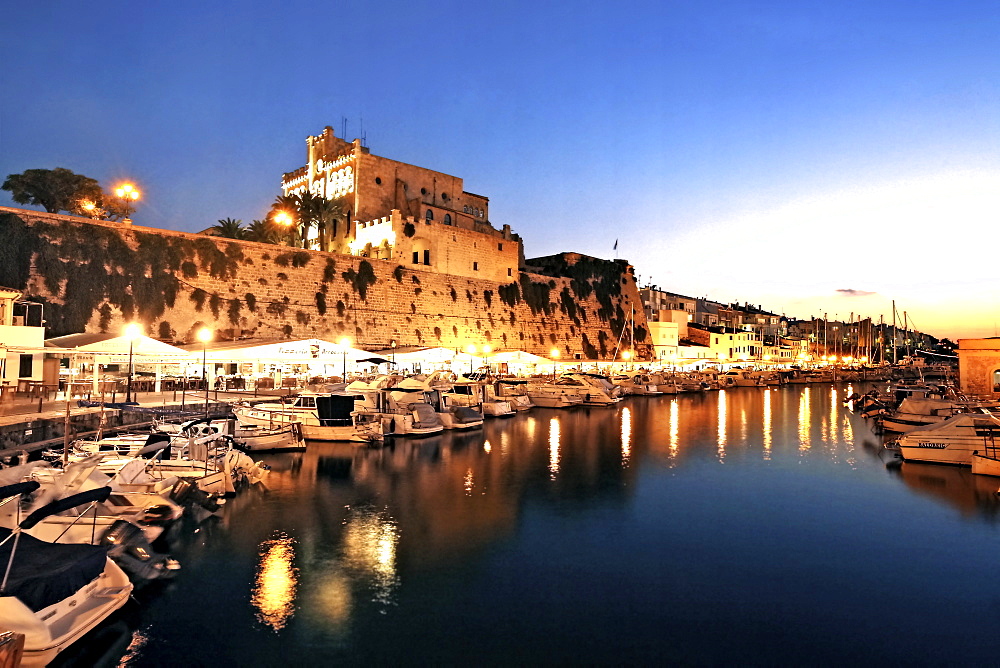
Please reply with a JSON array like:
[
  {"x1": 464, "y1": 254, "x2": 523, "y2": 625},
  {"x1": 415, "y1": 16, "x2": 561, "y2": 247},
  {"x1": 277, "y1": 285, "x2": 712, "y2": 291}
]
[{"x1": 638, "y1": 286, "x2": 938, "y2": 365}]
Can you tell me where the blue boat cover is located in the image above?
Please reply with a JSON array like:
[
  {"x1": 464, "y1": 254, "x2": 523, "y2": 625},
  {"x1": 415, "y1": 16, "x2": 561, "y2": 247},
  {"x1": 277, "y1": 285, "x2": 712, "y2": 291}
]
[{"x1": 0, "y1": 528, "x2": 108, "y2": 612}]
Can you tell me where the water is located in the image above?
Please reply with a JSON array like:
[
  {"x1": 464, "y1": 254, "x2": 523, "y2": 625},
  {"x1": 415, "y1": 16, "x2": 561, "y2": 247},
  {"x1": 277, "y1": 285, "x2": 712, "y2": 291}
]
[{"x1": 67, "y1": 385, "x2": 1000, "y2": 665}]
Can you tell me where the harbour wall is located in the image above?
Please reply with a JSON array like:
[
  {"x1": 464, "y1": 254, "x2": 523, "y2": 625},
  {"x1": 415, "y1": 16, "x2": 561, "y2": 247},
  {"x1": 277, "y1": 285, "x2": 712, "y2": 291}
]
[{"x1": 0, "y1": 207, "x2": 650, "y2": 359}]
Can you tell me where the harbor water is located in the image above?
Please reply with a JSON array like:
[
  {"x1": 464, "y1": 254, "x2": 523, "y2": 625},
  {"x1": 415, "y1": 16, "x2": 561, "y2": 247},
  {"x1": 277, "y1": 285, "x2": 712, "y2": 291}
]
[{"x1": 68, "y1": 384, "x2": 1000, "y2": 665}]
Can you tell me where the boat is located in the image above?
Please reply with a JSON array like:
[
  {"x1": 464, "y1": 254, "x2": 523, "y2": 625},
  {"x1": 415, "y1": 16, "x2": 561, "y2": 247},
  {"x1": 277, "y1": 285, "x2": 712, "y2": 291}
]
[
  {"x1": 0, "y1": 483, "x2": 133, "y2": 667},
  {"x1": 557, "y1": 373, "x2": 622, "y2": 405},
  {"x1": 347, "y1": 377, "x2": 445, "y2": 437},
  {"x1": 613, "y1": 372, "x2": 663, "y2": 396},
  {"x1": 525, "y1": 380, "x2": 584, "y2": 408},
  {"x1": 233, "y1": 392, "x2": 383, "y2": 443},
  {"x1": 894, "y1": 413, "x2": 1000, "y2": 466},
  {"x1": 719, "y1": 369, "x2": 763, "y2": 388},
  {"x1": 494, "y1": 378, "x2": 536, "y2": 410},
  {"x1": 156, "y1": 417, "x2": 305, "y2": 452},
  {"x1": 394, "y1": 376, "x2": 483, "y2": 430}
]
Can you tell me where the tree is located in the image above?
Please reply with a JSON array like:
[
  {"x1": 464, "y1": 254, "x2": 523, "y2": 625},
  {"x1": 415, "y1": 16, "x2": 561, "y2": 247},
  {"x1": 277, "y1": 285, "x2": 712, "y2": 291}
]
[
  {"x1": 244, "y1": 219, "x2": 283, "y2": 244},
  {"x1": 269, "y1": 194, "x2": 300, "y2": 246},
  {"x1": 207, "y1": 217, "x2": 245, "y2": 239},
  {"x1": 2, "y1": 167, "x2": 103, "y2": 214}
]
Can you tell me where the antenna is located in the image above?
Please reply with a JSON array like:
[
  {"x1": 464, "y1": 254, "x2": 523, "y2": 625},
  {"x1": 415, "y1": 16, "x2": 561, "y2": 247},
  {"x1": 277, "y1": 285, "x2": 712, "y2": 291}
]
[
  {"x1": 359, "y1": 114, "x2": 367, "y2": 148},
  {"x1": 341, "y1": 116, "x2": 347, "y2": 139}
]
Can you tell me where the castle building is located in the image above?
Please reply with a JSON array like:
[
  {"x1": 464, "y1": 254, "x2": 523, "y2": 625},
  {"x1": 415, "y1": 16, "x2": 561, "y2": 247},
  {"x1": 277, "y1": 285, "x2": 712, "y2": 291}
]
[{"x1": 281, "y1": 126, "x2": 521, "y2": 283}]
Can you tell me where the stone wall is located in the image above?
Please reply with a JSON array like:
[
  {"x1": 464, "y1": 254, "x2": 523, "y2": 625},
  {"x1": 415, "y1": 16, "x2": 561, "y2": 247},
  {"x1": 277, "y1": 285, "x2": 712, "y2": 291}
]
[
  {"x1": 957, "y1": 339, "x2": 1000, "y2": 397},
  {"x1": 0, "y1": 207, "x2": 651, "y2": 359}
]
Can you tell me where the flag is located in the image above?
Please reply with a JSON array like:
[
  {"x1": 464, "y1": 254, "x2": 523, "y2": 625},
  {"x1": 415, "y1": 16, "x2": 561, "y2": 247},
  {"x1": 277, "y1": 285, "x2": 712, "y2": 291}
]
[{"x1": 613, "y1": 239, "x2": 618, "y2": 250}]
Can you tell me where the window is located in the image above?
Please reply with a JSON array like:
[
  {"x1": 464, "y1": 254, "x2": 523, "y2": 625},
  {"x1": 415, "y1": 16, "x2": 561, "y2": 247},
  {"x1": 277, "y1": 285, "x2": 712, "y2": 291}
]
[
  {"x1": 425, "y1": 209, "x2": 434, "y2": 221},
  {"x1": 375, "y1": 177, "x2": 382, "y2": 185},
  {"x1": 464, "y1": 206, "x2": 469, "y2": 213},
  {"x1": 498, "y1": 242, "x2": 503, "y2": 250},
  {"x1": 412, "y1": 251, "x2": 419, "y2": 264},
  {"x1": 443, "y1": 214, "x2": 452, "y2": 225},
  {"x1": 423, "y1": 249, "x2": 430, "y2": 265},
  {"x1": 441, "y1": 192, "x2": 448, "y2": 200},
  {"x1": 18, "y1": 354, "x2": 32, "y2": 378},
  {"x1": 508, "y1": 268, "x2": 512, "y2": 276},
  {"x1": 473, "y1": 262, "x2": 479, "y2": 271},
  {"x1": 421, "y1": 187, "x2": 428, "y2": 195}
]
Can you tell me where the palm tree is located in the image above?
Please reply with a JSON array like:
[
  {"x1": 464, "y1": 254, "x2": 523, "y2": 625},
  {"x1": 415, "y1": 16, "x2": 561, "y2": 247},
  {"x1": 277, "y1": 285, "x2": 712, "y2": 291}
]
[
  {"x1": 270, "y1": 194, "x2": 304, "y2": 247},
  {"x1": 244, "y1": 219, "x2": 282, "y2": 244},
  {"x1": 312, "y1": 196, "x2": 348, "y2": 252},
  {"x1": 208, "y1": 217, "x2": 245, "y2": 239}
]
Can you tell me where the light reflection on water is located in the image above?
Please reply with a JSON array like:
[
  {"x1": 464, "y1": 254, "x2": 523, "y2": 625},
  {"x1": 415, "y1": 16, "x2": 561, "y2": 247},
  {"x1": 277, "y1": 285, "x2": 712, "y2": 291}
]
[
  {"x1": 798, "y1": 386, "x2": 811, "y2": 451},
  {"x1": 762, "y1": 389, "x2": 772, "y2": 459},
  {"x1": 548, "y1": 417, "x2": 561, "y2": 479},
  {"x1": 621, "y1": 407, "x2": 632, "y2": 468},
  {"x1": 106, "y1": 384, "x2": 1000, "y2": 666},
  {"x1": 668, "y1": 399, "x2": 679, "y2": 464},
  {"x1": 717, "y1": 390, "x2": 727, "y2": 462},
  {"x1": 252, "y1": 532, "x2": 298, "y2": 631}
]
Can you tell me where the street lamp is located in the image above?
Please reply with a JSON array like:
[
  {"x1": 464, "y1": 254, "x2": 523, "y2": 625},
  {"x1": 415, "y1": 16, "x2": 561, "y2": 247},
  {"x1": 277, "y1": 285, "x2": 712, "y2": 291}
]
[
  {"x1": 123, "y1": 323, "x2": 142, "y2": 403},
  {"x1": 465, "y1": 344, "x2": 476, "y2": 375},
  {"x1": 197, "y1": 327, "x2": 213, "y2": 417},
  {"x1": 273, "y1": 211, "x2": 295, "y2": 246},
  {"x1": 390, "y1": 339, "x2": 397, "y2": 367},
  {"x1": 114, "y1": 184, "x2": 140, "y2": 222},
  {"x1": 550, "y1": 347, "x2": 560, "y2": 379},
  {"x1": 338, "y1": 337, "x2": 352, "y2": 380}
]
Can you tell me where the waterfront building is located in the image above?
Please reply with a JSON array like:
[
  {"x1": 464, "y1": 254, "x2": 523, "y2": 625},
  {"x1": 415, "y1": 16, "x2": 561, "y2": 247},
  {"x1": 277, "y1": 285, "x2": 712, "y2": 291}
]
[
  {"x1": 0, "y1": 287, "x2": 49, "y2": 392},
  {"x1": 957, "y1": 338, "x2": 1000, "y2": 397}
]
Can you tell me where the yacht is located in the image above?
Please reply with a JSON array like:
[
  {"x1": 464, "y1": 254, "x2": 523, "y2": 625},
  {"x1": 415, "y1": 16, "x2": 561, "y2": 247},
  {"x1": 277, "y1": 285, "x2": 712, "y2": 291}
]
[
  {"x1": 346, "y1": 377, "x2": 445, "y2": 437},
  {"x1": 233, "y1": 392, "x2": 384, "y2": 443}
]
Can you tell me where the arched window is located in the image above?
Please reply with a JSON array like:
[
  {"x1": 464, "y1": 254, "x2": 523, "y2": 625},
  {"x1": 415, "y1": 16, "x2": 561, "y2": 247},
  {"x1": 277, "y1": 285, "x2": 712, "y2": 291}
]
[
  {"x1": 425, "y1": 209, "x2": 434, "y2": 221},
  {"x1": 443, "y1": 214, "x2": 452, "y2": 225}
]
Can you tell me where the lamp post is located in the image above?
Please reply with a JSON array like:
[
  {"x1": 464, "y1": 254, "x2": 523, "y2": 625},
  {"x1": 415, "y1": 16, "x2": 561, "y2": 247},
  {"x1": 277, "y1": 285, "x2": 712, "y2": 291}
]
[
  {"x1": 339, "y1": 337, "x2": 352, "y2": 380},
  {"x1": 114, "y1": 184, "x2": 140, "y2": 223},
  {"x1": 482, "y1": 344, "x2": 492, "y2": 376},
  {"x1": 465, "y1": 344, "x2": 476, "y2": 375},
  {"x1": 273, "y1": 211, "x2": 295, "y2": 246},
  {"x1": 390, "y1": 339, "x2": 397, "y2": 367},
  {"x1": 622, "y1": 349, "x2": 632, "y2": 372},
  {"x1": 124, "y1": 323, "x2": 142, "y2": 403},
  {"x1": 550, "y1": 347, "x2": 560, "y2": 379},
  {"x1": 197, "y1": 327, "x2": 213, "y2": 417}
]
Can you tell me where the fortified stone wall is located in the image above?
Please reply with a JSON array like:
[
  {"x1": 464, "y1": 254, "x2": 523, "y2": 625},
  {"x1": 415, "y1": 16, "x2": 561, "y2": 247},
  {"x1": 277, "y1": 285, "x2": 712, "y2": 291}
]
[{"x1": 0, "y1": 207, "x2": 652, "y2": 359}]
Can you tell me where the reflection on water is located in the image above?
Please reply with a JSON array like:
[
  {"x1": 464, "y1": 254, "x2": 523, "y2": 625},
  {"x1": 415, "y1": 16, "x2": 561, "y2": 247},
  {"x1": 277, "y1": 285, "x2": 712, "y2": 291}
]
[
  {"x1": 762, "y1": 389, "x2": 772, "y2": 459},
  {"x1": 252, "y1": 532, "x2": 298, "y2": 631},
  {"x1": 105, "y1": 384, "x2": 1000, "y2": 666},
  {"x1": 798, "y1": 386, "x2": 811, "y2": 451},
  {"x1": 549, "y1": 417, "x2": 561, "y2": 479},
  {"x1": 717, "y1": 390, "x2": 727, "y2": 461},
  {"x1": 894, "y1": 461, "x2": 1000, "y2": 520},
  {"x1": 621, "y1": 407, "x2": 632, "y2": 468},
  {"x1": 342, "y1": 506, "x2": 400, "y2": 610},
  {"x1": 668, "y1": 399, "x2": 679, "y2": 464}
]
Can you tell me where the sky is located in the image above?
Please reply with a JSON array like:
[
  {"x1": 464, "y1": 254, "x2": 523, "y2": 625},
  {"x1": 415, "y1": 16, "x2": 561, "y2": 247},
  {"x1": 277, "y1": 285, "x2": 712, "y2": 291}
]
[{"x1": 2, "y1": 0, "x2": 999, "y2": 341}]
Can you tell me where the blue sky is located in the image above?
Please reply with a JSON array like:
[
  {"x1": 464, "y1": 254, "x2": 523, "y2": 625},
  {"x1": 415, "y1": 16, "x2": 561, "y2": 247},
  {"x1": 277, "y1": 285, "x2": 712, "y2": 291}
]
[{"x1": 3, "y1": 1, "x2": 999, "y2": 339}]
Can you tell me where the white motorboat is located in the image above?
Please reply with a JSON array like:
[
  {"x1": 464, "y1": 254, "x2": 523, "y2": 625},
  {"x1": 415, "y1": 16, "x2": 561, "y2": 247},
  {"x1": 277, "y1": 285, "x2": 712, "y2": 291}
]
[
  {"x1": 394, "y1": 376, "x2": 483, "y2": 430},
  {"x1": 894, "y1": 413, "x2": 1000, "y2": 466},
  {"x1": 347, "y1": 377, "x2": 445, "y2": 437},
  {"x1": 613, "y1": 373, "x2": 663, "y2": 396},
  {"x1": 157, "y1": 417, "x2": 305, "y2": 452},
  {"x1": 233, "y1": 392, "x2": 383, "y2": 443},
  {"x1": 0, "y1": 482, "x2": 132, "y2": 667},
  {"x1": 449, "y1": 378, "x2": 515, "y2": 417},
  {"x1": 526, "y1": 380, "x2": 584, "y2": 408},
  {"x1": 494, "y1": 378, "x2": 535, "y2": 410},
  {"x1": 558, "y1": 373, "x2": 622, "y2": 406}
]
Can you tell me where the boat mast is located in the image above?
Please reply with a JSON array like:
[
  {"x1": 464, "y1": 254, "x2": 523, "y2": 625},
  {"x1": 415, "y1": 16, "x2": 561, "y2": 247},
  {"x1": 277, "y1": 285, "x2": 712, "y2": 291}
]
[{"x1": 892, "y1": 300, "x2": 897, "y2": 365}]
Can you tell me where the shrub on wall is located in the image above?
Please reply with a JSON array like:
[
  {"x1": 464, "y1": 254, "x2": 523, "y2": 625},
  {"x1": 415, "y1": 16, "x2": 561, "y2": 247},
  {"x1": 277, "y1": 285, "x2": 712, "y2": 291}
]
[
  {"x1": 315, "y1": 292, "x2": 327, "y2": 315},
  {"x1": 245, "y1": 293, "x2": 257, "y2": 312}
]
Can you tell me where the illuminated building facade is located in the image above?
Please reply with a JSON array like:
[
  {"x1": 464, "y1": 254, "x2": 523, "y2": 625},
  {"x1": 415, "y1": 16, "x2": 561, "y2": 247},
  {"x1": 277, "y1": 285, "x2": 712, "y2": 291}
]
[{"x1": 282, "y1": 126, "x2": 521, "y2": 282}]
